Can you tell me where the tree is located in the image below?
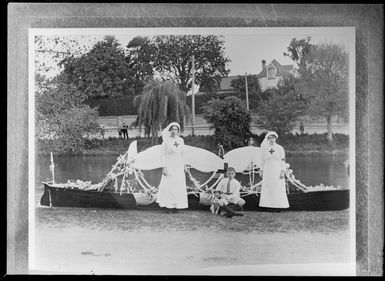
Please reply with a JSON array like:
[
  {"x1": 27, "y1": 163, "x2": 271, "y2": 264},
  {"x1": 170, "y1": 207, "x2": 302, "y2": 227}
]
[
  {"x1": 36, "y1": 74, "x2": 103, "y2": 153},
  {"x1": 255, "y1": 76, "x2": 307, "y2": 136},
  {"x1": 60, "y1": 36, "x2": 134, "y2": 99},
  {"x1": 34, "y1": 35, "x2": 98, "y2": 79},
  {"x1": 230, "y1": 74, "x2": 264, "y2": 109},
  {"x1": 125, "y1": 36, "x2": 158, "y2": 95},
  {"x1": 133, "y1": 80, "x2": 190, "y2": 144},
  {"x1": 202, "y1": 96, "x2": 251, "y2": 149},
  {"x1": 283, "y1": 36, "x2": 312, "y2": 68},
  {"x1": 126, "y1": 35, "x2": 231, "y2": 95},
  {"x1": 285, "y1": 39, "x2": 349, "y2": 142}
]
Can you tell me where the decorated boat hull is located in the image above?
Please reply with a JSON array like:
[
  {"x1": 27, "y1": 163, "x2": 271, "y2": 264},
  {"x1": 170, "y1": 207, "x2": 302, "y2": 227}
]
[{"x1": 40, "y1": 183, "x2": 349, "y2": 211}]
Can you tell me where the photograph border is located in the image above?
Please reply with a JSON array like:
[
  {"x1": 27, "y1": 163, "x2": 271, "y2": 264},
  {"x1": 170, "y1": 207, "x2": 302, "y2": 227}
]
[{"x1": 7, "y1": 3, "x2": 384, "y2": 275}]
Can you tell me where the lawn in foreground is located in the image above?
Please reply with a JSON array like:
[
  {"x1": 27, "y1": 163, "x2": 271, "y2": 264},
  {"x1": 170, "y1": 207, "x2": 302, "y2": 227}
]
[{"x1": 32, "y1": 208, "x2": 351, "y2": 275}]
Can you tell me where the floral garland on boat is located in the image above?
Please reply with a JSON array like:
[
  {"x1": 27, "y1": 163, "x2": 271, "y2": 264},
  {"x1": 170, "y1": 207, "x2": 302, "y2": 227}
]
[
  {"x1": 49, "y1": 151, "x2": 344, "y2": 194},
  {"x1": 284, "y1": 163, "x2": 342, "y2": 192},
  {"x1": 52, "y1": 179, "x2": 100, "y2": 191}
]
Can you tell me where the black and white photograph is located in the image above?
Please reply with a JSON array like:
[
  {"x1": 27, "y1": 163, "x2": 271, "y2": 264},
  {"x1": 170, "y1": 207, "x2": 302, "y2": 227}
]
[
  {"x1": 7, "y1": 3, "x2": 383, "y2": 277},
  {"x1": 29, "y1": 26, "x2": 355, "y2": 275}
]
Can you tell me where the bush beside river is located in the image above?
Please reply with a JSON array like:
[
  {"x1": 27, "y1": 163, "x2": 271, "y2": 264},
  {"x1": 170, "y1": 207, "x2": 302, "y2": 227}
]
[{"x1": 37, "y1": 133, "x2": 349, "y2": 157}]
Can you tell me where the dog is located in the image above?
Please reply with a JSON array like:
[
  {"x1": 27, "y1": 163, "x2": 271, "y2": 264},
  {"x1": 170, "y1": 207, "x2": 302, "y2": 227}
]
[{"x1": 210, "y1": 190, "x2": 223, "y2": 215}]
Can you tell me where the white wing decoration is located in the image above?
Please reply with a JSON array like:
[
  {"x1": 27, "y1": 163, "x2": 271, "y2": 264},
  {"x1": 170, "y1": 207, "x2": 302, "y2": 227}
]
[
  {"x1": 132, "y1": 144, "x2": 223, "y2": 172},
  {"x1": 223, "y1": 146, "x2": 263, "y2": 172},
  {"x1": 184, "y1": 145, "x2": 224, "y2": 172},
  {"x1": 127, "y1": 140, "x2": 138, "y2": 161},
  {"x1": 132, "y1": 145, "x2": 163, "y2": 170}
]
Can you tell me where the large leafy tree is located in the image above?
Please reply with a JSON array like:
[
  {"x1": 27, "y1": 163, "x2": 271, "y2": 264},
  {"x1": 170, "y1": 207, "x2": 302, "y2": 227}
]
[
  {"x1": 133, "y1": 80, "x2": 190, "y2": 144},
  {"x1": 283, "y1": 36, "x2": 312, "y2": 68},
  {"x1": 202, "y1": 96, "x2": 251, "y2": 149},
  {"x1": 60, "y1": 36, "x2": 134, "y2": 99},
  {"x1": 34, "y1": 35, "x2": 97, "y2": 78},
  {"x1": 125, "y1": 36, "x2": 158, "y2": 94},
  {"x1": 230, "y1": 74, "x2": 264, "y2": 109},
  {"x1": 36, "y1": 74, "x2": 103, "y2": 153},
  {"x1": 285, "y1": 39, "x2": 349, "y2": 142},
  {"x1": 126, "y1": 35, "x2": 231, "y2": 95},
  {"x1": 255, "y1": 76, "x2": 307, "y2": 136},
  {"x1": 34, "y1": 35, "x2": 98, "y2": 102}
]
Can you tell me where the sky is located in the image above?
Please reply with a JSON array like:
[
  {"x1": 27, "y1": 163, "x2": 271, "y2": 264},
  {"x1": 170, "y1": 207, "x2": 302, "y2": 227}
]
[{"x1": 33, "y1": 27, "x2": 354, "y2": 78}]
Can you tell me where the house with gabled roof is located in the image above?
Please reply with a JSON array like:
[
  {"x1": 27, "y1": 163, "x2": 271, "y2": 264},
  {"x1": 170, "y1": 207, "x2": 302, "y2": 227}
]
[
  {"x1": 217, "y1": 59, "x2": 298, "y2": 94},
  {"x1": 257, "y1": 59, "x2": 298, "y2": 91}
]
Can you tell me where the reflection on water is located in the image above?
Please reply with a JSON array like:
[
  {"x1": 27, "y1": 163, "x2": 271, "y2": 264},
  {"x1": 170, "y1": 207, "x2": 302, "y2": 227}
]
[{"x1": 36, "y1": 154, "x2": 349, "y2": 203}]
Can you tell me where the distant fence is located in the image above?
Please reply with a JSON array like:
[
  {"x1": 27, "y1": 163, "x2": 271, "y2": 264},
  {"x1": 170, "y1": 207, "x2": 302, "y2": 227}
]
[{"x1": 99, "y1": 115, "x2": 349, "y2": 138}]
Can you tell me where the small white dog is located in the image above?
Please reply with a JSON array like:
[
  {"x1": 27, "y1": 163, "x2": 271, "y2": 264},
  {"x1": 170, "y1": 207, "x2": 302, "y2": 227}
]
[{"x1": 210, "y1": 190, "x2": 223, "y2": 215}]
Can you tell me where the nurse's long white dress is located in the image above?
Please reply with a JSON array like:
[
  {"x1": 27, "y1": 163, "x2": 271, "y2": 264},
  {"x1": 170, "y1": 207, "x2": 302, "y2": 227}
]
[
  {"x1": 259, "y1": 143, "x2": 289, "y2": 208},
  {"x1": 156, "y1": 136, "x2": 188, "y2": 209}
]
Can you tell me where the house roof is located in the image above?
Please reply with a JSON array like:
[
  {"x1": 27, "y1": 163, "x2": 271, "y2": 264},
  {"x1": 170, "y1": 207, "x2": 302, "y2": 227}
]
[
  {"x1": 257, "y1": 59, "x2": 294, "y2": 77},
  {"x1": 218, "y1": 60, "x2": 295, "y2": 91}
]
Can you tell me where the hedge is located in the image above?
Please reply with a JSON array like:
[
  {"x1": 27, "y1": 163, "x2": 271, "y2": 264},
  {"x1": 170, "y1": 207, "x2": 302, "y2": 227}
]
[
  {"x1": 85, "y1": 96, "x2": 136, "y2": 116},
  {"x1": 85, "y1": 91, "x2": 258, "y2": 116}
]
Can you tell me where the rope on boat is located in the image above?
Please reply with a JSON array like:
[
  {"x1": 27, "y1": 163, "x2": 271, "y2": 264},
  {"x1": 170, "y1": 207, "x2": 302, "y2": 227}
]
[
  {"x1": 133, "y1": 167, "x2": 153, "y2": 193},
  {"x1": 135, "y1": 169, "x2": 156, "y2": 191},
  {"x1": 120, "y1": 170, "x2": 130, "y2": 195},
  {"x1": 187, "y1": 191, "x2": 199, "y2": 198},
  {"x1": 185, "y1": 167, "x2": 218, "y2": 191},
  {"x1": 204, "y1": 174, "x2": 224, "y2": 193},
  {"x1": 240, "y1": 180, "x2": 262, "y2": 197},
  {"x1": 285, "y1": 172, "x2": 308, "y2": 192},
  {"x1": 185, "y1": 166, "x2": 206, "y2": 193},
  {"x1": 98, "y1": 154, "x2": 125, "y2": 192},
  {"x1": 198, "y1": 171, "x2": 218, "y2": 190}
]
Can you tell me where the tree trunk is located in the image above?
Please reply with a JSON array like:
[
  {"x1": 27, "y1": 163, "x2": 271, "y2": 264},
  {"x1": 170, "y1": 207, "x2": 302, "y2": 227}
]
[
  {"x1": 326, "y1": 115, "x2": 333, "y2": 143},
  {"x1": 182, "y1": 94, "x2": 187, "y2": 133}
]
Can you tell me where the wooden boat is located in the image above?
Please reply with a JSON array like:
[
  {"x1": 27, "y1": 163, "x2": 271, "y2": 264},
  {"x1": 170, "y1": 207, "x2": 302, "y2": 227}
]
[
  {"x1": 40, "y1": 141, "x2": 349, "y2": 211},
  {"x1": 40, "y1": 182, "x2": 349, "y2": 211}
]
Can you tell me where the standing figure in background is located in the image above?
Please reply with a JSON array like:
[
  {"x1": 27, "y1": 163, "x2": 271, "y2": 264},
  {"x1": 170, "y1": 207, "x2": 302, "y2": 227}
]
[
  {"x1": 156, "y1": 122, "x2": 188, "y2": 213},
  {"x1": 259, "y1": 131, "x2": 289, "y2": 210},
  {"x1": 122, "y1": 122, "x2": 129, "y2": 139}
]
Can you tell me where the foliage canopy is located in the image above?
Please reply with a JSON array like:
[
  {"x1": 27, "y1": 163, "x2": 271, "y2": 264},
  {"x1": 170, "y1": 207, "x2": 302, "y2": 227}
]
[
  {"x1": 285, "y1": 38, "x2": 349, "y2": 141},
  {"x1": 36, "y1": 75, "x2": 103, "y2": 153},
  {"x1": 60, "y1": 36, "x2": 133, "y2": 99},
  {"x1": 133, "y1": 80, "x2": 190, "y2": 144},
  {"x1": 255, "y1": 76, "x2": 307, "y2": 136},
  {"x1": 202, "y1": 96, "x2": 251, "y2": 149},
  {"x1": 126, "y1": 35, "x2": 231, "y2": 94}
]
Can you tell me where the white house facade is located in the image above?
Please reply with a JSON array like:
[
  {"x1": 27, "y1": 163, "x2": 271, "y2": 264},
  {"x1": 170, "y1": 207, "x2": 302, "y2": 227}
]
[
  {"x1": 218, "y1": 59, "x2": 298, "y2": 94},
  {"x1": 257, "y1": 59, "x2": 298, "y2": 91}
]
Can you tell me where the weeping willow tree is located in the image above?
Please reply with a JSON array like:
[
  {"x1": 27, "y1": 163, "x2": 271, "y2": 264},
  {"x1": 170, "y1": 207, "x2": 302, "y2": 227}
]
[{"x1": 133, "y1": 80, "x2": 191, "y2": 144}]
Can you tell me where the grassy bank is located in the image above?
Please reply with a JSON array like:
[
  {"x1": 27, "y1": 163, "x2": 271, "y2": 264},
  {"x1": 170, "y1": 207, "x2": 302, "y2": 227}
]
[
  {"x1": 37, "y1": 133, "x2": 349, "y2": 157},
  {"x1": 34, "y1": 208, "x2": 350, "y2": 275}
]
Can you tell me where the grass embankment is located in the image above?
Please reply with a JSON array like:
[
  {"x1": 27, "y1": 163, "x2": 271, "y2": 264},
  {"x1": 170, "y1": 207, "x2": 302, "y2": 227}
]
[
  {"x1": 37, "y1": 133, "x2": 349, "y2": 157},
  {"x1": 36, "y1": 207, "x2": 349, "y2": 234}
]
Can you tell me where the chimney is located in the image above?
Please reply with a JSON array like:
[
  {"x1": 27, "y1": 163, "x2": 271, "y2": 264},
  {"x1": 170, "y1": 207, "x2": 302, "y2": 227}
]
[{"x1": 262, "y1": 60, "x2": 266, "y2": 70}]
